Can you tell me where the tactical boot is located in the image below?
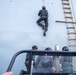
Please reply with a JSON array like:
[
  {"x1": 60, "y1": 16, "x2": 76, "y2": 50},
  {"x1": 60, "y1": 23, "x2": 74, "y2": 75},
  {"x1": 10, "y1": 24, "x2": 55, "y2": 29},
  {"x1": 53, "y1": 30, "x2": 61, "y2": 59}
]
[{"x1": 43, "y1": 32, "x2": 46, "y2": 36}]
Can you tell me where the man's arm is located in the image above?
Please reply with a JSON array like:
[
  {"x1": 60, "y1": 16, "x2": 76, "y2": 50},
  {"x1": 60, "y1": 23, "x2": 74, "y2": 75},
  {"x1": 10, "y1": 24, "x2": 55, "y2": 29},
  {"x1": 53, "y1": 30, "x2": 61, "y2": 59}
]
[{"x1": 38, "y1": 10, "x2": 41, "y2": 16}]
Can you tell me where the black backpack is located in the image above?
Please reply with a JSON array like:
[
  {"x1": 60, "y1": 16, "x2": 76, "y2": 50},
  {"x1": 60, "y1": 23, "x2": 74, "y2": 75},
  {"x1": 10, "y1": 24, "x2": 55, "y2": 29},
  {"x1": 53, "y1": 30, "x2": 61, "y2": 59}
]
[
  {"x1": 41, "y1": 9, "x2": 48, "y2": 18},
  {"x1": 41, "y1": 56, "x2": 53, "y2": 67}
]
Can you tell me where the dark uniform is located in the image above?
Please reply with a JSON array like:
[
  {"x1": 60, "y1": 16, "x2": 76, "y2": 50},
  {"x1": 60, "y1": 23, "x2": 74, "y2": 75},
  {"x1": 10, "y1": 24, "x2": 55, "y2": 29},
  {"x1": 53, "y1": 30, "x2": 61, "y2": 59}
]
[
  {"x1": 60, "y1": 46, "x2": 73, "y2": 73},
  {"x1": 34, "y1": 47, "x2": 53, "y2": 73},
  {"x1": 36, "y1": 6, "x2": 48, "y2": 36},
  {"x1": 25, "y1": 45, "x2": 38, "y2": 71}
]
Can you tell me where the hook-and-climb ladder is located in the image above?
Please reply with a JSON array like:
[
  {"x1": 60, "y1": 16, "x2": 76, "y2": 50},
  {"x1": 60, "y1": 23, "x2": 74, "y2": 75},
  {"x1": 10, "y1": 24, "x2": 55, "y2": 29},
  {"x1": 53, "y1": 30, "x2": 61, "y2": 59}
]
[
  {"x1": 56, "y1": 0, "x2": 76, "y2": 47},
  {"x1": 42, "y1": 0, "x2": 47, "y2": 49}
]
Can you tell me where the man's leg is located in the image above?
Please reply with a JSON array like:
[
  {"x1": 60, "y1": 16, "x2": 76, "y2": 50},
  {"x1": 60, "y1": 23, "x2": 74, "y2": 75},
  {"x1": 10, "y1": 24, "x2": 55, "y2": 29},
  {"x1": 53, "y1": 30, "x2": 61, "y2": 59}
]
[
  {"x1": 43, "y1": 18, "x2": 48, "y2": 36},
  {"x1": 44, "y1": 18, "x2": 48, "y2": 32},
  {"x1": 36, "y1": 18, "x2": 44, "y2": 30}
]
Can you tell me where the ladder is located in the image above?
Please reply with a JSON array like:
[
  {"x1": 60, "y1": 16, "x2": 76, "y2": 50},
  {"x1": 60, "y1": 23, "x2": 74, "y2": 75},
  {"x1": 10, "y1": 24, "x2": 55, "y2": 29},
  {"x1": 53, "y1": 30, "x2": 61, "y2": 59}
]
[{"x1": 56, "y1": 0, "x2": 76, "y2": 47}]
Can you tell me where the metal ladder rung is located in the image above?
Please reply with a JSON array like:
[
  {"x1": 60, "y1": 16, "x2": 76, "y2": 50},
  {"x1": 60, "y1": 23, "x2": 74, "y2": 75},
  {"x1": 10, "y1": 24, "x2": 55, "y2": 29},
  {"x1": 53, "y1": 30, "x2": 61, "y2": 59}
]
[
  {"x1": 65, "y1": 21, "x2": 75, "y2": 23},
  {"x1": 56, "y1": 20, "x2": 76, "y2": 24},
  {"x1": 65, "y1": 16, "x2": 73, "y2": 18},
  {"x1": 62, "y1": 3, "x2": 69, "y2": 5},
  {"x1": 68, "y1": 38, "x2": 76, "y2": 40},
  {"x1": 68, "y1": 32, "x2": 76, "y2": 34},
  {"x1": 63, "y1": 7, "x2": 71, "y2": 9},
  {"x1": 62, "y1": 0, "x2": 69, "y2": 1},
  {"x1": 64, "y1": 11, "x2": 72, "y2": 14},
  {"x1": 62, "y1": 2, "x2": 69, "y2": 3},
  {"x1": 67, "y1": 26, "x2": 75, "y2": 29},
  {"x1": 69, "y1": 44, "x2": 76, "y2": 46},
  {"x1": 62, "y1": 1, "x2": 69, "y2": 2}
]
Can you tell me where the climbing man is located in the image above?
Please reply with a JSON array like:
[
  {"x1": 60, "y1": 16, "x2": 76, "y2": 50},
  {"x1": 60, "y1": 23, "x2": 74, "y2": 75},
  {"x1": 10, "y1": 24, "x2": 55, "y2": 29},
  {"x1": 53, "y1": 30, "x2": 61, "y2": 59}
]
[{"x1": 36, "y1": 6, "x2": 48, "y2": 36}]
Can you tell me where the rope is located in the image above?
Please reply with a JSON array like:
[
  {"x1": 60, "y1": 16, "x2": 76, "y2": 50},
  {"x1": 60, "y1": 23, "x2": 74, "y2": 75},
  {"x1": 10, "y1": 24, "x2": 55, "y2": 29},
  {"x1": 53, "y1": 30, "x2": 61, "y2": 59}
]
[
  {"x1": 70, "y1": 0, "x2": 76, "y2": 31},
  {"x1": 70, "y1": 0, "x2": 76, "y2": 22},
  {"x1": 42, "y1": 37, "x2": 47, "y2": 49}
]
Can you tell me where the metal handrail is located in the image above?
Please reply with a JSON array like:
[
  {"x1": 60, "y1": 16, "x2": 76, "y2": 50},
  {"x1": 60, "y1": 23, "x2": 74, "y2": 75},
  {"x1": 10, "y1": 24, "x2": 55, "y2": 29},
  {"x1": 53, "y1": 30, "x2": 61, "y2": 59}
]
[{"x1": 6, "y1": 50, "x2": 76, "y2": 72}]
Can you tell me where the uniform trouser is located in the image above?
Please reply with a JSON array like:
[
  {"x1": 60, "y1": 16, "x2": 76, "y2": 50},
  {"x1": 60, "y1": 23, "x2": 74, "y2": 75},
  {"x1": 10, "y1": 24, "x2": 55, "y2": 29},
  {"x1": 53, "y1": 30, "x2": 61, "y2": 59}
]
[
  {"x1": 25, "y1": 64, "x2": 29, "y2": 71},
  {"x1": 36, "y1": 17, "x2": 48, "y2": 32}
]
